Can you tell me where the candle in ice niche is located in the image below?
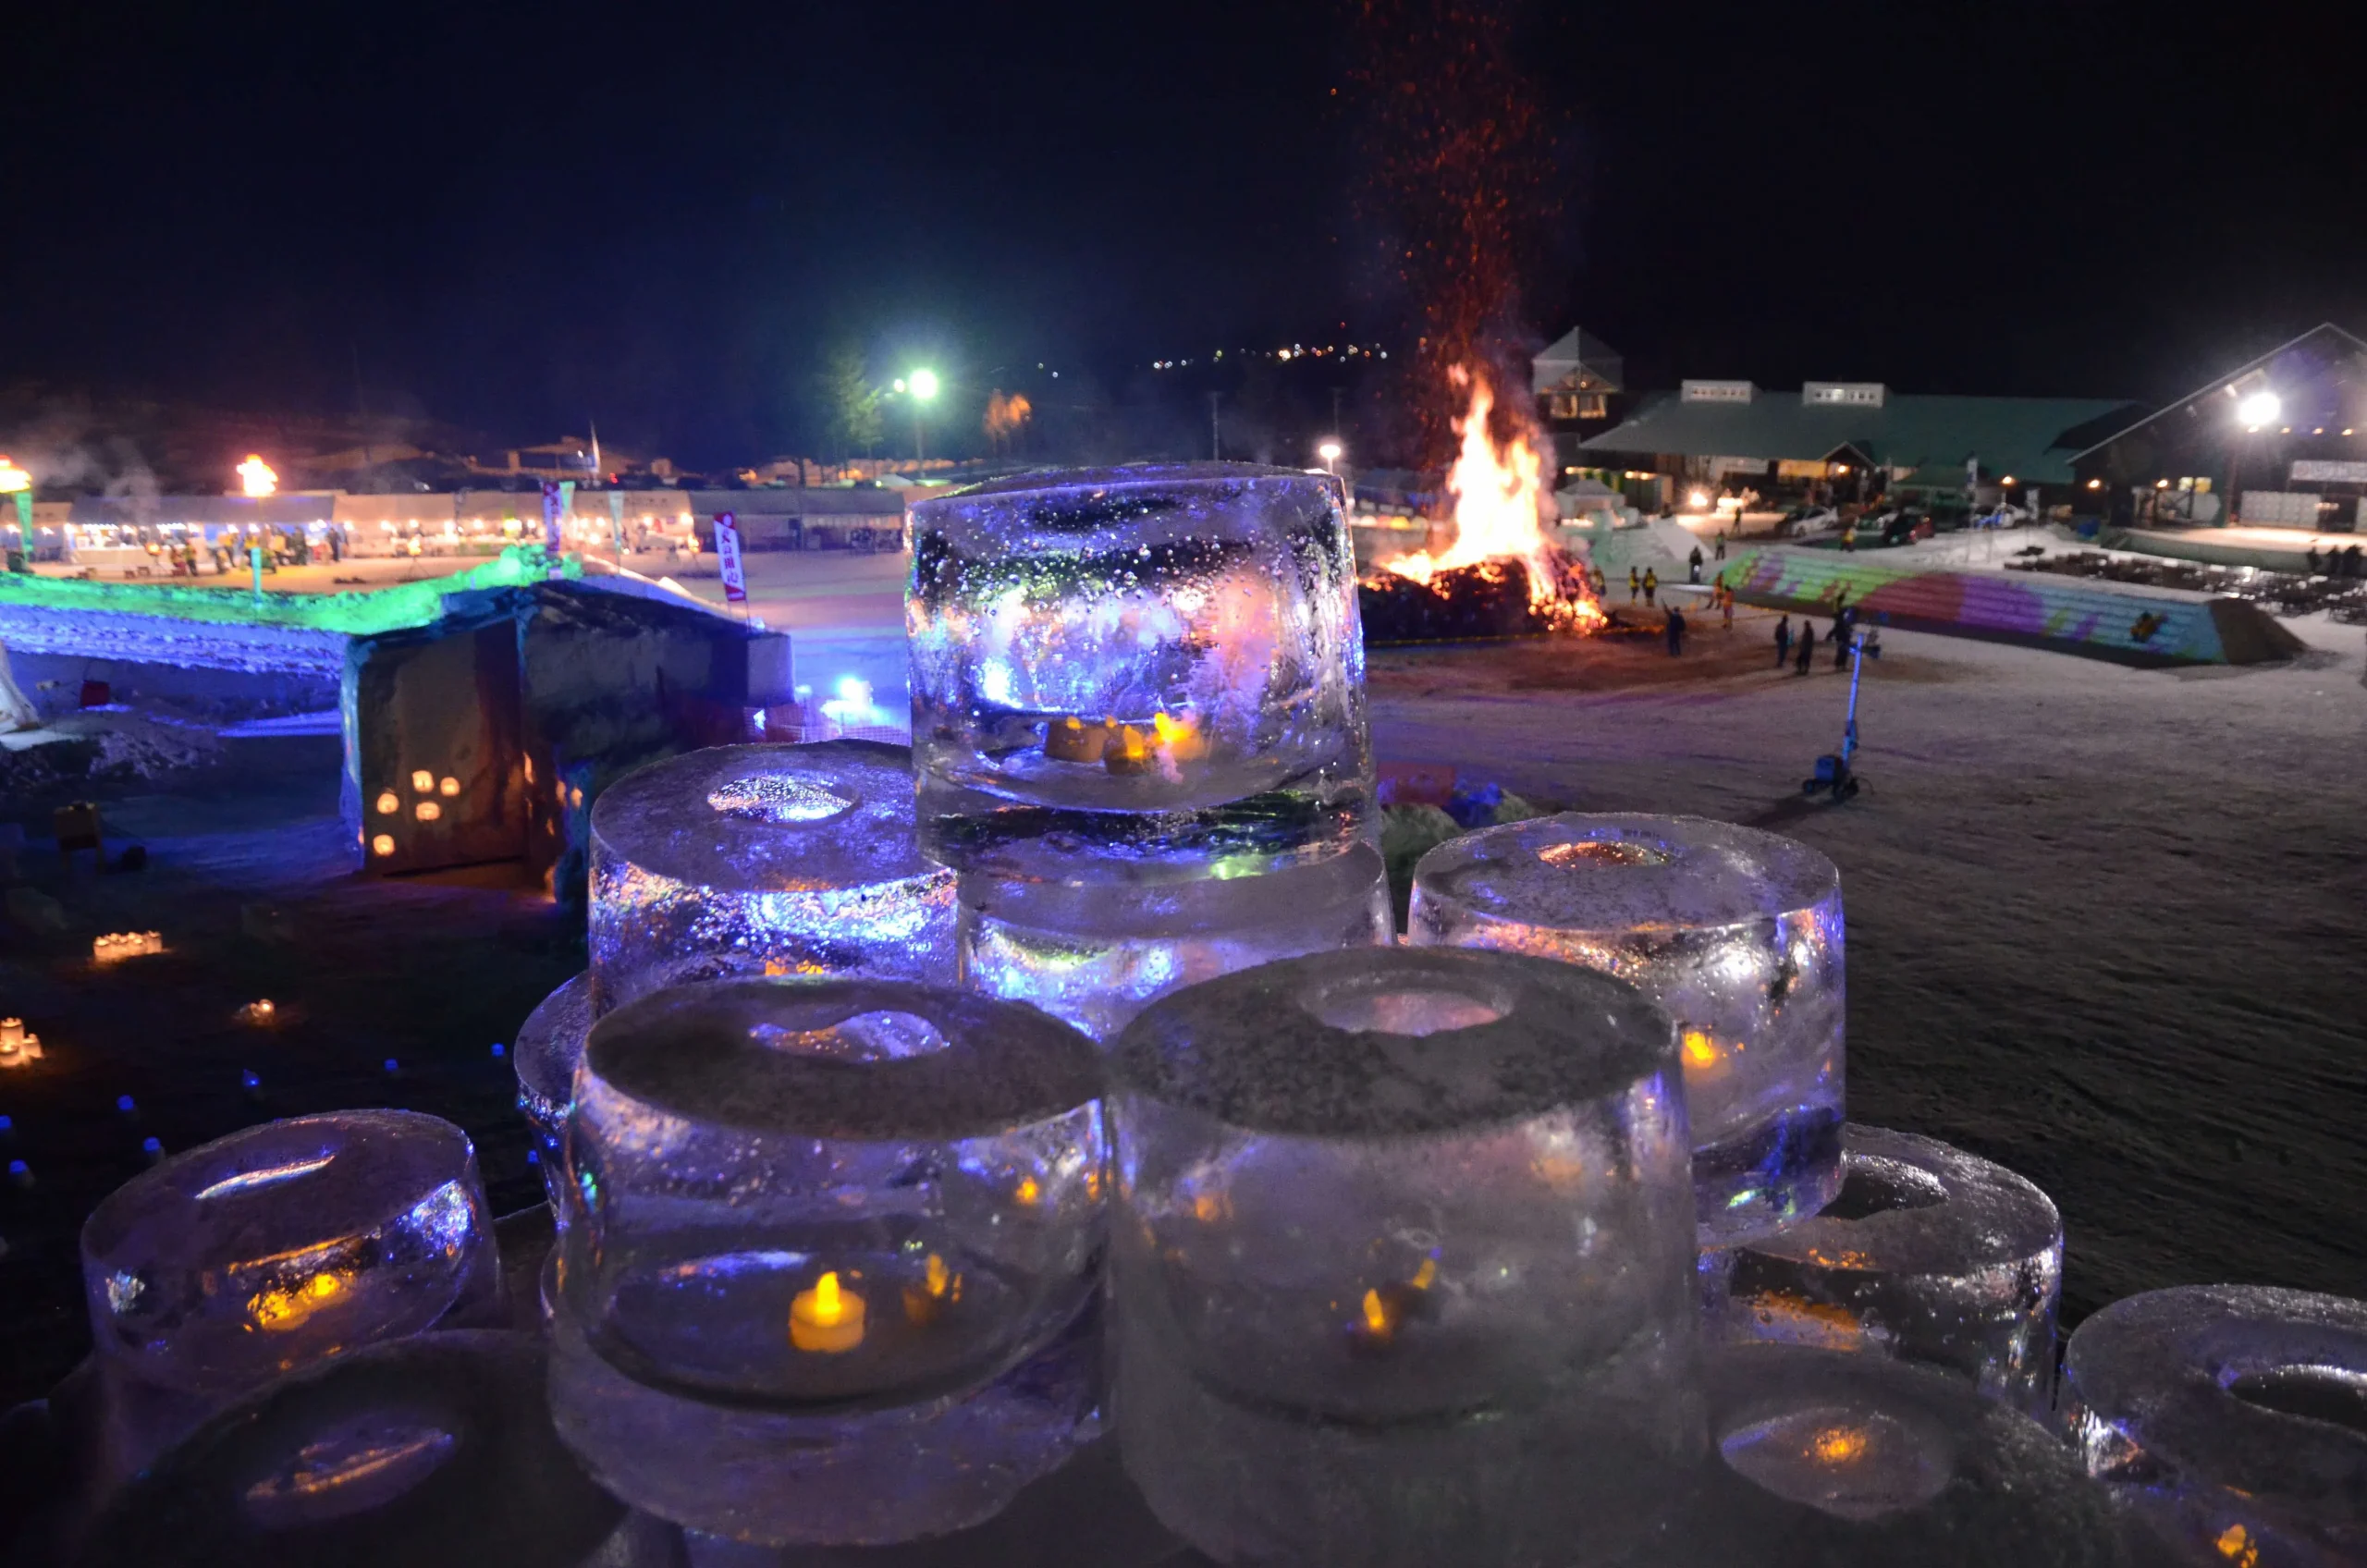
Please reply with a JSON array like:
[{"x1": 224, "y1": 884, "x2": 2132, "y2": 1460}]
[
  {"x1": 1673, "y1": 1343, "x2": 2128, "y2": 1562},
  {"x1": 1710, "y1": 1125, "x2": 2064, "y2": 1414},
  {"x1": 906, "y1": 464, "x2": 1371, "y2": 883},
  {"x1": 546, "y1": 976, "x2": 1107, "y2": 1546},
  {"x1": 0, "y1": 1018, "x2": 39, "y2": 1067},
  {"x1": 957, "y1": 839, "x2": 1392, "y2": 1042},
  {"x1": 1409, "y1": 813, "x2": 1846, "y2": 1243},
  {"x1": 587, "y1": 741, "x2": 956, "y2": 1012},
  {"x1": 1107, "y1": 947, "x2": 1702, "y2": 1568},
  {"x1": 789, "y1": 1270, "x2": 867, "y2": 1354},
  {"x1": 2058, "y1": 1285, "x2": 2367, "y2": 1564},
  {"x1": 79, "y1": 1110, "x2": 503, "y2": 1476}
]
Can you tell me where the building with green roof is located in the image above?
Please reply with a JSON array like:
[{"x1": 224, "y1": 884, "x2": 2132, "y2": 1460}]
[{"x1": 1576, "y1": 380, "x2": 2135, "y2": 513}]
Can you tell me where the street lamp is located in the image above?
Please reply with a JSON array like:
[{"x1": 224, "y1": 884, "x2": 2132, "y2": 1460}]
[
  {"x1": 2230, "y1": 388, "x2": 2280, "y2": 526},
  {"x1": 907, "y1": 369, "x2": 940, "y2": 463},
  {"x1": 1317, "y1": 438, "x2": 1343, "y2": 474},
  {"x1": 2236, "y1": 389, "x2": 2280, "y2": 430}
]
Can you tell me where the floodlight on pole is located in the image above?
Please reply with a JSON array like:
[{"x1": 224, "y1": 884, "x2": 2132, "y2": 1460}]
[
  {"x1": 910, "y1": 368, "x2": 940, "y2": 401},
  {"x1": 2236, "y1": 389, "x2": 2280, "y2": 429},
  {"x1": 907, "y1": 368, "x2": 939, "y2": 462},
  {"x1": 1317, "y1": 438, "x2": 1343, "y2": 474}
]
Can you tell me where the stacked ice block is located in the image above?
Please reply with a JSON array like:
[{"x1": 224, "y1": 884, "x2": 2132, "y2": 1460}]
[
  {"x1": 79, "y1": 1109, "x2": 504, "y2": 1478},
  {"x1": 545, "y1": 975, "x2": 1109, "y2": 1546},
  {"x1": 2059, "y1": 1284, "x2": 2367, "y2": 1563},
  {"x1": 588, "y1": 739, "x2": 957, "y2": 1009},
  {"x1": 514, "y1": 740, "x2": 955, "y2": 1218},
  {"x1": 909, "y1": 465, "x2": 1388, "y2": 1041},
  {"x1": 1408, "y1": 812, "x2": 1846, "y2": 1240},
  {"x1": 1705, "y1": 1124, "x2": 2065, "y2": 1413},
  {"x1": 1107, "y1": 946, "x2": 1702, "y2": 1566}
]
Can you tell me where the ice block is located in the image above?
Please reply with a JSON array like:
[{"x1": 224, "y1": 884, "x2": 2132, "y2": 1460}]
[
  {"x1": 513, "y1": 969, "x2": 592, "y2": 1215},
  {"x1": 548, "y1": 975, "x2": 1108, "y2": 1544},
  {"x1": 1107, "y1": 946, "x2": 1699, "y2": 1566},
  {"x1": 1677, "y1": 1343, "x2": 2132, "y2": 1565},
  {"x1": 80, "y1": 1110, "x2": 503, "y2": 1473},
  {"x1": 1408, "y1": 812, "x2": 1845, "y2": 1242},
  {"x1": 1706, "y1": 1124, "x2": 2063, "y2": 1413},
  {"x1": 76, "y1": 1331, "x2": 621, "y2": 1568},
  {"x1": 958, "y1": 839, "x2": 1392, "y2": 1041},
  {"x1": 907, "y1": 464, "x2": 1371, "y2": 882},
  {"x1": 2060, "y1": 1284, "x2": 2367, "y2": 1564},
  {"x1": 588, "y1": 741, "x2": 956, "y2": 1011}
]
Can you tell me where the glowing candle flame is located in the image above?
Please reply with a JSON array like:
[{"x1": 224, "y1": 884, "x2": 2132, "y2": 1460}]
[
  {"x1": 237, "y1": 455, "x2": 278, "y2": 498},
  {"x1": 790, "y1": 1269, "x2": 866, "y2": 1354},
  {"x1": 1361, "y1": 1289, "x2": 1391, "y2": 1337},
  {"x1": 1810, "y1": 1426, "x2": 1868, "y2": 1465}
]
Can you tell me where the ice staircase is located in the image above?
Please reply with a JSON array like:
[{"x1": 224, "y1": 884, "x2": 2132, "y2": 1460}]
[{"x1": 1716, "y1": 546, "x2": 2303, "y2": 667}]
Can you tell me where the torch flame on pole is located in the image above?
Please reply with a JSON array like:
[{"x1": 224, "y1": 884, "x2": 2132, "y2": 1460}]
[
  {"x1": 237, "y1": 455, "x2": 278, "y2": 497},
  {"x1": 1383, "y1": 367, "x2": 1602, "y2": 629},
  {"x1": 0, "y1": 456, "x2": 30, "y2": 495}
]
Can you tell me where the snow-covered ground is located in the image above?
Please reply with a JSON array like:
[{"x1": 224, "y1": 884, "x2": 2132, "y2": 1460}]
[{"x1": 1370, "y1": 613, "x2": 2367, "y2": 1324}]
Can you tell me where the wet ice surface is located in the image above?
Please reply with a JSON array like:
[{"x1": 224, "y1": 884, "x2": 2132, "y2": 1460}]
[
  {"x1": 80, "y1": 1330, "x2": 622, "y2": 1568},
  {"x1": 550, "y1": 977, "x2": 1108, "y2": 1542},
  {"x1": 1676, "y1": 1344, "x2": 2131, "y2": 1565},
  {"x1": 958, "y1": 839, "x2": 1392, "y2": 1040},
  {"x1": 2059, "y1": 1284, "x2": 2367, "y2": 1562},
  {"x1": 81, "y1": 1110, "x2": 499, "y2": 1398},
  {"x1": 513, "y1": 970, "x2": 592, "y2": 1211},
  {"x1": 907, "y1": 464, "x2": 1371, "y2": 878},
  {"x1": 1707, "y1": 1123, "x2": 2063, "y2": 1412},
  {"x1": 1409, "y1": 812, "x2": 1845, "y2": 1241},
  {"x1": 588, "y1": 741, "x2": 956, "y2": 1009},
  {"x1": 1107, "y1": 948, "x2": 1699, "y2": 1564},
  {"x1": 1367, "y1": 623, "x2": 2367, "y2": 1320}
]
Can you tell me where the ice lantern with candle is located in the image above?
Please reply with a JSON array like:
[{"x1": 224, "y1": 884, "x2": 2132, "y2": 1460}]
[
  {"x1": 547, "y1": 976, "x2": 1108, "y2": 1546},
  {"x1": 587, "y1": 740, "x2": 956, "y2": 1011},
  {"x1": 1410, "y1": 813, "x2": 1845, "y2": 1242},
  {"x1": 1107, "y1": 947, "x2": 1702, "y2": 1568},
  {"x1": 906, "y1": 464, "x2": 1372, "y2": 882}
]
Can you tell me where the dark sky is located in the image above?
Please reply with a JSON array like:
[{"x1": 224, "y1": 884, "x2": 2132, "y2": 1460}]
[{"x1": 6, "y1": 0, "x2": 2361, "y2": 468}]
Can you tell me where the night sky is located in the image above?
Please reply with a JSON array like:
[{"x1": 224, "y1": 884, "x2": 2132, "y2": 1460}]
[{"x1": 5, "y1": 0, "x2": 2361, "y2": 469}]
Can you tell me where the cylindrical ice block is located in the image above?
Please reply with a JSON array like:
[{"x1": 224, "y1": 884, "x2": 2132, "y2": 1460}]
[
  {"x1": 1707, "y1": 1125, "x2": 2063, "y2": 1413},
  {"x1": 1107, "y1": 946, "x2": 1699, "y2": 1566},
  {"x1": 958, "y1": 839, "x2": 1392, "y2": 1041},
  {"x1": 1677, "y1": 1343, "x2": 2131, "y2": 1565},
  {"x1": 906, "y1": 464, "x2": 1372, "y2": 882},
  {"x1": 548, "y1": 975, "x2": 1108, "y2": 1544},
  {"x1": 588, "y1": 741, "x2": 956, "y2": 1011},
  {"x1": 2059, "y1": 1285, "x2": 2367, "y2": 1564},
  {"x1": 1408, "y1": 812, "x2": 1845, "y2": 1242},
  {"x1": 514, "y1": 970, "x2": 592, "y2": 1214},
  {"x1": 80, "y1": 1110, "x2": 503, "y2": 1473},
  {"x1": 77, "y1": 1330, "x2": 623, "y2": 1568}
]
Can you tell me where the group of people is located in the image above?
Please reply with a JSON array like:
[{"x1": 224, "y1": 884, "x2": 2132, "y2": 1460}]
[
  {"x1": 1772, "y1": 599, "x2": 1861, "y2": 676},
  {"x1": 2304, "y1": 543, "x2": 2364, "y2": 579}
]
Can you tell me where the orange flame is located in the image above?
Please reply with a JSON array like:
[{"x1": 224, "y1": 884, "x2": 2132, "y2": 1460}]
[
  {"x1": 237, "y1": 455, "x2": 278, "y2": 497},
  {"x1": 1383, "y1": 367, "x2": 1601, "y2": 629}
]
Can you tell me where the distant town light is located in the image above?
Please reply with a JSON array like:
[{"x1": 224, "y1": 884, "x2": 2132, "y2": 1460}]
[
  {"x1": 2088, "y1": 478, "x2": 2103, "y2": 490},
  {"x1": 2235, "y1": 389, "x2": 2280, "y2": 428},
  {"x1": 2000, "y1": 475, "x2": 2016, "y2": 485},
  {"x1": 237, "y1": 455, "x2": 278, "y2": 497},
  {"x1": 910, "y1": 368, "x2": 940, "y2": 400}
]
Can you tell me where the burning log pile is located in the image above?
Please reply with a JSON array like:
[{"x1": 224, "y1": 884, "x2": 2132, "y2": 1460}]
[
  {"x1": 1355, "y1": 366, "x2": 1607, "y2": 645},
  {"x1": 1359, "y1": 551, "x2": 1596, "y2": 643}
]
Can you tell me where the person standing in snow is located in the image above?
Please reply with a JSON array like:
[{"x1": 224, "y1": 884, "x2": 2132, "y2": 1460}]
[
  {"x1": 1687, "y1": 545, "x2": 1704, "y2": 583},
  {"x1": 1665, "y1": 604, "x2": 1686, "y2": 656},
  {"x1": 1795, "y1": 619, "x2": 1816, "y2": 675},
  {"x1": 1774, "y1": 614, "x2": 1792, "y2": 667},
  {"x1": 1628, "y1": 566, "x2": 1640, "y2": 603},
  {"x1": 1642, "y1": 568, "x2": 1658, "y2": 606}
]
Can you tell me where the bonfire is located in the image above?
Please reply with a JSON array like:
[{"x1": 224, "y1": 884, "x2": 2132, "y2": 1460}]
[{"x1": 1360, "y1": 366, "x2": 1604, "y2": 643}]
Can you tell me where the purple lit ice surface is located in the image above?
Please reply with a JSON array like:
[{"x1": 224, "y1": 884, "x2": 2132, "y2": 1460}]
[
  {"x1": 958, "y1": 839, "x2": 1392, "y2": 1041},
  {"x1": 547, "y1": 976, "x2": 1108, "y2": 1545},
  {"x1": 906, "y1": 464, "x2": 1371, "y2": 881},
  {"x1": 1107, "y1": 947, "x2": 1700, "y2": 1567},
  {"x1": 513, "y1": 971, "x2": 592, "y2": 1213},
  {"x1": 2059, "y1": 1285, "x2": 2367, "y2": 1563},
  {"x1": 1409, "y1": 812, "x2": 1845, "y2": 1242},
  {"x1": 588, "y1": 741, "x2": 956, "y2": 1011},
  {"x1": 1706, "y1": 1124, "x2": 2063, "y2": 1413}
]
